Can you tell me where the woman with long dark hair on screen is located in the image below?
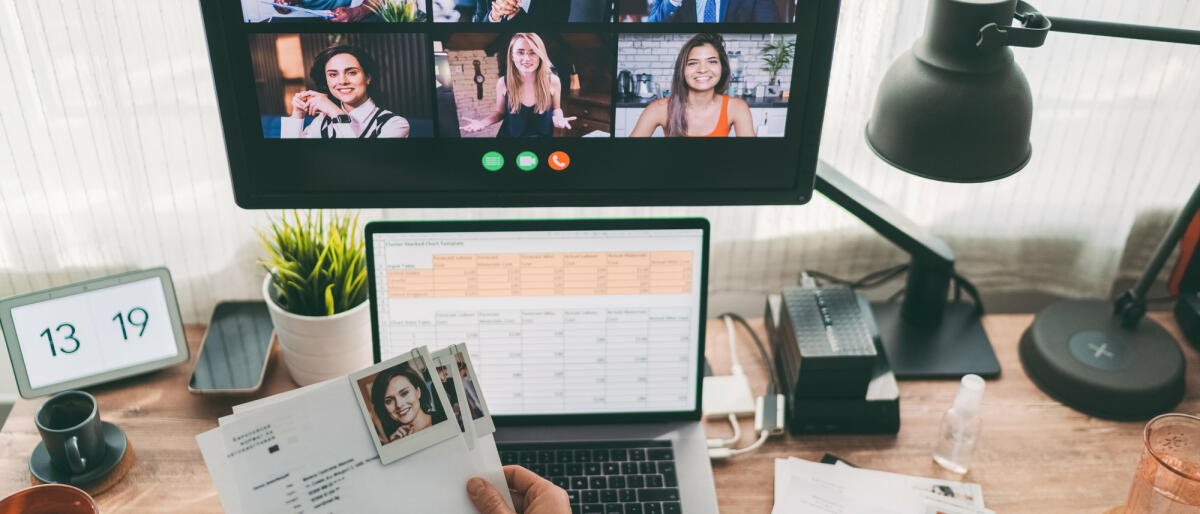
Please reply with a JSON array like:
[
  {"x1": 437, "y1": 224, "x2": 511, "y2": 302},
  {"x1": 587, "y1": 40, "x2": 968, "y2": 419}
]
[
  {"x1": 282, "y1": 45, "x2": 410, "y2": 139},
  {"x1": 629, "y1": 33, "x2": 755, "y2": 137},
  {"x1": 370, "y1": 363, "x2": 446, "y2": 442},
  {"x1": 460, "y1": 33, "x2": 576, "y2": 137}
]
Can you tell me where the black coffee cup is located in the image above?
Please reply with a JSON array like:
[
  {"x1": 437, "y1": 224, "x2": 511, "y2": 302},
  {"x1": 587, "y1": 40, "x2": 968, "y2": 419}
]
[{"x1": 34, "y1": 391, "x2": 106, "y2": 475}]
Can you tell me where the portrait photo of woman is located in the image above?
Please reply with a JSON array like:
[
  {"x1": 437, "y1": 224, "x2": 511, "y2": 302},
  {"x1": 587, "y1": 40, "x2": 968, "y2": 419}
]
[
  {"x1": 459, "y1": 33, "x2": 577, "y2": 138},
  {"x1": 367, "y1": 361, "x2": 448, "y2": 445},
  {"x1": 628, "y1": 33, "x2": 756, "y2": 137},
  {"x1": 282, "y1": 45, "x2": 411, "y2": 139}
]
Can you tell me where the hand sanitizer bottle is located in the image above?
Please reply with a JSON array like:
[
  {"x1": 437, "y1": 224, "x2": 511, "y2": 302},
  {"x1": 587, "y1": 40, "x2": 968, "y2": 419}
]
[{"x1": 933, "y1": 374, "x2": 985, "y2": 474}]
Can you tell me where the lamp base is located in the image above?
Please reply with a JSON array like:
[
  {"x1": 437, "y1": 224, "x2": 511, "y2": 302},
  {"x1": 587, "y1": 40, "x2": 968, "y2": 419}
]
[
  {"x1": 1020, "y1": 299, "x2": 1185, "y2": 420},
  {"x1": 872, "y1": 302, "x2": 1001, "y2": 379}
]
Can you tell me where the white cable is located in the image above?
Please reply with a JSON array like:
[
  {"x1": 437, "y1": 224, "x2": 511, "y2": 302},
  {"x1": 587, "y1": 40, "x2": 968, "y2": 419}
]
[
  {"x1": 707, "y1": 413, "x2": 741, "y2": 448},
  {"x1": 708, "y1": 430, "x2": 771, "y2": 460},
  {"x1": 728, "y1": 430, "x2": 770, "y2": 455},
  {"x1": 724, "y1": 314, "x2": 743, "y2": 376}
]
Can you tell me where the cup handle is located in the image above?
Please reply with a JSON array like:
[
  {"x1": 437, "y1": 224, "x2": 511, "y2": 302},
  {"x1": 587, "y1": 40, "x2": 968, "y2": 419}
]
[{"x1": 65, "y1": 436, "x2": 87, "y2": 474}]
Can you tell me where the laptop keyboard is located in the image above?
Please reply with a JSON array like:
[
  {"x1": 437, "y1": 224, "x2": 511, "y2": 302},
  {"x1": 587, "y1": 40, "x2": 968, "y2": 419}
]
[{"x1": 498, "y1": 440, "x2": 682, "y2": 514}]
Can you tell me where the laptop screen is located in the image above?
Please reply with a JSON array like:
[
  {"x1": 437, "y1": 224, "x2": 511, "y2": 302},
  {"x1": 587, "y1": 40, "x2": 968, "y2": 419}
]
[{"x1": 368, "y1": 222, "x2": 706, "y2": 418}]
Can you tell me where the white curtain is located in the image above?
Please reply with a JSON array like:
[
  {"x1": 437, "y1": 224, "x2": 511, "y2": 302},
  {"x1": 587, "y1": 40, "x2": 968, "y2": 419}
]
[{"x1": 1, "y1": 0, "x2": 1198, "y2": 395}]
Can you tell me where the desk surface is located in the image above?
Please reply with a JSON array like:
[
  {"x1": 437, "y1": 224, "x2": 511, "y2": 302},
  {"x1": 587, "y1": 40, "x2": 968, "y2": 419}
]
[{"x1": 0, "y1": 314, "x2": 1193, "y2": 512}]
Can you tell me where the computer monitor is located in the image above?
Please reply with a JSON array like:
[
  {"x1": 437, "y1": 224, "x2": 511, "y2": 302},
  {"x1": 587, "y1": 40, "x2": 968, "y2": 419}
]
[{"x1": 199, "y1": 0, "x2": 839, "y2": 207}]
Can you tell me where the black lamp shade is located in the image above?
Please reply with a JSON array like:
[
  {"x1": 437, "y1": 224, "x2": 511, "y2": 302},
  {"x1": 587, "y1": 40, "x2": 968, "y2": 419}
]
[{"x1": 866, "y1": 0, "x2": 1034, "y2": 182}]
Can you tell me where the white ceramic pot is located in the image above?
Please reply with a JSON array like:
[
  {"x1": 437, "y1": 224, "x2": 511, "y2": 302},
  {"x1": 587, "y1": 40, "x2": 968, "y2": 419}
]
[{"x1": 262, "y1": 275, "x2": 373, "y2": 386}]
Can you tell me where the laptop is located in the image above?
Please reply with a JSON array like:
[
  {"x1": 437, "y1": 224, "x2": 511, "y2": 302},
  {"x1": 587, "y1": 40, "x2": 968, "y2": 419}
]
[{"x1": 365, "y1": 218, "x2": 718, "y2": 514}]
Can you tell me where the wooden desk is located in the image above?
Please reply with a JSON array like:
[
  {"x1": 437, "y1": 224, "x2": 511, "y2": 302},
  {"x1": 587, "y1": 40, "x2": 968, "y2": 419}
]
[{"x1": 0, "y1": 314, "x2": 1193, "y2": 512}]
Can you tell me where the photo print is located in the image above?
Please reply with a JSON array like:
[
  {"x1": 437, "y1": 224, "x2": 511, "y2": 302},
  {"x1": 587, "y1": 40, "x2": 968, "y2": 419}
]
[
  {"x1": 432, "y1": 346, "x2": 476, "y2": 449},
  {"x1": 616, "y1": 0, "x2": 795, "y2": 23},
  {"x1": 242, "y1": 0, "x2": 427, "y2": 23},
  {"x1": 248, "y1": 33, "x2": 434, "y2": 138},
  {"x1": 453, "y1": 344, "x2": 495, "y2": 435},
  {"x1": 434, "y1": 33, "x2": 614, "y2": 138},
  {"x1": 432, "y1": 0, "x2": 610, "y2": 23},
  {"x1": 615, "y1": 33, "x2": 793, "y2": 137},
  {"x1": 351, "y1": 347, "x2": 459, "y2": 464}
]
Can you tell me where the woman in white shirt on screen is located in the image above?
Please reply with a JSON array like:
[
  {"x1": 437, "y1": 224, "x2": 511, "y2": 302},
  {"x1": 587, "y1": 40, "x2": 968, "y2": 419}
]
[{"x1": 281, "y1": 45, "x2": 410, "y2": 139}]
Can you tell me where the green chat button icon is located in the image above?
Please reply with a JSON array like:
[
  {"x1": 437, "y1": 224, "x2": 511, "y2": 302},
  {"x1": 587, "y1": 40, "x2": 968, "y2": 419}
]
[{"x1": 482, "y1": 151, "x2": 504, "y2": 171}]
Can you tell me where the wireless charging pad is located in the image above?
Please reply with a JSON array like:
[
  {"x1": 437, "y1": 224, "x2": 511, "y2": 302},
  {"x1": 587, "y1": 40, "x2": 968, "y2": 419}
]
[{"x1": 1020, "y1": 300, "x2": 1185, "y2": 420}]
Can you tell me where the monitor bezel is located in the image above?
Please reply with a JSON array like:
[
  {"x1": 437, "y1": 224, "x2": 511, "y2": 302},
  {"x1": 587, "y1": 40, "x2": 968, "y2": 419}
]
[
  {"x1": 365, "y1": 218, "x2": 710, "y2": 425},
  {"x1": 199, "y1": 0, "x2": 841, "y2": 208}
]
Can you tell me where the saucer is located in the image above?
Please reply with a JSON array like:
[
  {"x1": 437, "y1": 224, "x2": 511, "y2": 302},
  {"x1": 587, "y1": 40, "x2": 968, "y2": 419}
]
[{"x1": 29, "y1": 422, "x2": 127, "y2": 487}]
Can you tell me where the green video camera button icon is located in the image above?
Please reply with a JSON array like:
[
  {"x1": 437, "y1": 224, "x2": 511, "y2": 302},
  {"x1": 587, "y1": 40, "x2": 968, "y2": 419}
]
[{"x1": 516, "y1": 151, "x2": 538, "y2": 171}]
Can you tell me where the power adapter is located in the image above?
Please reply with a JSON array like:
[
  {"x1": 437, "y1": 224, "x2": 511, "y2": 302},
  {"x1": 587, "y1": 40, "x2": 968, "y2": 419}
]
[{"x1": 702, "y1": 374, "x2": 756, "y2": 419}]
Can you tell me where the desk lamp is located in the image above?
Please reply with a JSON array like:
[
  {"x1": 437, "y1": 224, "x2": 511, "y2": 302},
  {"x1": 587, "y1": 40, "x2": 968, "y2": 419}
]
[{"x1": 866, "y1": 0, "x2": 1200, "y2": 418}]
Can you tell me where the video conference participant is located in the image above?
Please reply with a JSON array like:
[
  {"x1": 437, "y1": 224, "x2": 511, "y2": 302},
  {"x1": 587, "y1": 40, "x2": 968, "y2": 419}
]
[
  {"x1": 630, "y1": 33, "x2": 755, "y2": 137},
  {"x1": 646, "y1": 0, "x2": 780, "y2": 22},
  {"x1": 460, "y1": 33, "x2": 576, "y2": 138},
  {"x1": 369, "y1": 363, "x2": 447, "y2": 442},
  {"x1": 282, "y1": 45, "x2": 411, "y2": 138}
]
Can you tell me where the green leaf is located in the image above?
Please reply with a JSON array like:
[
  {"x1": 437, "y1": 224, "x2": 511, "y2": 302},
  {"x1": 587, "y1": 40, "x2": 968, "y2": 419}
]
[{"x1": 258, "y1": 210, "x2": 367, "y2": 317}]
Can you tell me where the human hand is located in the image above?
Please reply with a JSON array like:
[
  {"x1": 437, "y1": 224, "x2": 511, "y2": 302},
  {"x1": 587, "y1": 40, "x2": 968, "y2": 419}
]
[
  {"x1": 460, "y1": 116, "x2": 490, "y2": 133},
  {"x1": 552, "y1": 109, "x2": 575, "y2": 130},
  {"x1": 388, "y1": 424, "x2": 413, "y2": 441},
  {"x1": 488, "y1": 0, "x2": 519, "y2": 20},
  {"x1": 302, "y1": 92, "x2": 344, "y2": 118},
  {"x1": 291, "y1": 90, "x2": 315, "y2": 118},
  {"x1": 331, "y1": 5, "x2": 371, "y2": 22},
  {"x1": 468, "y1": 465, "x2": 570, "y2": 514},
  {"x1": 273, "y1": 0, "x2": 299, "y2": 15}
]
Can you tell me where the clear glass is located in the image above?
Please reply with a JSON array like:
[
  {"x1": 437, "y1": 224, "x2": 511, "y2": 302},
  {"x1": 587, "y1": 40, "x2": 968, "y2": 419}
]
[
  {"x1": 933, "y1": 407, "x2": 980, "y2": 474},
  {"x1": 1125, "y1": 413, "x2": 1200, "y2": 513}
]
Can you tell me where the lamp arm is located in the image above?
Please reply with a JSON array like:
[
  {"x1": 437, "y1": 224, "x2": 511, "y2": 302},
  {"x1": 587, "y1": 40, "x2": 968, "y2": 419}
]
[
  {"x1": 815, "y1": 160, "x2": 957, "y2": 326},
  {"x1": 977, "y1": 1, "x2": 1200, "y2": 49},
  {"x1": 1044, "y1": 16, "x2": 1200, "y2": 46},
  {"x1": 1115, "y1": 180, "x2": 1200, "y2": 329}
]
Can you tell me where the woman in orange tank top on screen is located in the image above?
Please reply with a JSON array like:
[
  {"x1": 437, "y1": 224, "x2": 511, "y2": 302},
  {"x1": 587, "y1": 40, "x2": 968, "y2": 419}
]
[{"x1": 629, "y1": 33, "x2": 756, "y2": 137}]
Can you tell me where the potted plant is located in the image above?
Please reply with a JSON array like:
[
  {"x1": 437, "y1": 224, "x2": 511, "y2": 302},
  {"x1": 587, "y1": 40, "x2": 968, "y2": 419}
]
[
  {"x1": 258, "y1": 211, "x2": 373, "y2": 386},
  {"x1": 760, "y1": 36, "x2": 795, "y2": 97}
]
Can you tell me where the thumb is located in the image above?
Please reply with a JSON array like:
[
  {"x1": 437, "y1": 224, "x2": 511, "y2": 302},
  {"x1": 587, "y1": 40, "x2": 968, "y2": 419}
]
[{"x1": 467, "y1": 477, "x2": 514, "y2": 514}]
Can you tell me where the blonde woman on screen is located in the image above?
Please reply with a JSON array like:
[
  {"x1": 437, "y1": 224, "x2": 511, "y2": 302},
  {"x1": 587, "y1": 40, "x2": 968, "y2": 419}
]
[
  {"x1": 460, "y1": 33, "x2": 576, "y2": 138},
  {"x1": 629, "y1": 33, "x2": 755, "y2": 137}
]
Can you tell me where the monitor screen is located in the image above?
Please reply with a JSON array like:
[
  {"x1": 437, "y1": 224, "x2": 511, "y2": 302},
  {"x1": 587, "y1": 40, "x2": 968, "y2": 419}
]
[
  {"x1": 201, "y1": 0, "x2": 839, "y2": 207},
  {"x1": 366, "y1": 220, "x2": 708, "y2": 418}
]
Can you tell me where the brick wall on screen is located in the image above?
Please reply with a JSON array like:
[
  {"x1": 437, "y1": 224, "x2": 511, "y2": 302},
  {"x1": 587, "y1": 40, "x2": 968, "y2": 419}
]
[
  {"x1": 617, "y1": 34, "x2": 794, "y2": 95},
  {"x1": 448, "y1": 49, "x2": 502, "y2": 138}
]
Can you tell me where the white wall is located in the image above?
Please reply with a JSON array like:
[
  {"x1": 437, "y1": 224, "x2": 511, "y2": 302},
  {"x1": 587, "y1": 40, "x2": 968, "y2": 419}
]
[{"x1": 1, "y1": 0, "x2": 1198, "y2": 399}]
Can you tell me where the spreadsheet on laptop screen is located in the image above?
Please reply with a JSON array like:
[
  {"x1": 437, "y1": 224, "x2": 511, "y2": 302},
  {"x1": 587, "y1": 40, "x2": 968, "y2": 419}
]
[{"x1": 372, "y1": 229, "x2": 704, "y2": 416}]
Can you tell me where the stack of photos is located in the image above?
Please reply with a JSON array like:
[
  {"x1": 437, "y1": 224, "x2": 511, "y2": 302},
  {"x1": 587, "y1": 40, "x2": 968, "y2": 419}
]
[
  {"x1": 240, "y1": 0, "x2": 801, "y2": 139},
  {"x1": 351, "y1": 344, "x2": 495, "y2": 464}
]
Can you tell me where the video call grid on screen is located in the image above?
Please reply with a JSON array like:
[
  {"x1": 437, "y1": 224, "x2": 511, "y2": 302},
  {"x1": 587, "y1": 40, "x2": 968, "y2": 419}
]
[
  {"x1": 205, "y1": 0, "x2": 835, "y2": 206},
  {"x1": 370, "y1": 228, "x2": 705, "y2": 417}
]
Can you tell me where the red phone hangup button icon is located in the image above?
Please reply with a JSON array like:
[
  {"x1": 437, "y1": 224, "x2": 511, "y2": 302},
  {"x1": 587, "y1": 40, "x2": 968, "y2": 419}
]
[{"x1": 548, "y1": 151, "x2": 570, "y2": 171}]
